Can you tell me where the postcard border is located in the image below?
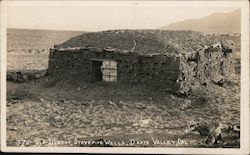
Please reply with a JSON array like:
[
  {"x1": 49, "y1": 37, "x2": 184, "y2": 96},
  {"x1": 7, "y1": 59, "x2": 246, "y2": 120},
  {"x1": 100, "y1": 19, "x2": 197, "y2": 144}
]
[{"x1": 1, "y1": 0, "x2": 249, "y2": 154}]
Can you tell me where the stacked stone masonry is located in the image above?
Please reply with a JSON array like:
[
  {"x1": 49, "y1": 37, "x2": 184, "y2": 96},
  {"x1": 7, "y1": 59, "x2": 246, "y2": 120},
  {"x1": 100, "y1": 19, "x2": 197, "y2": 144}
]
[{"x1": 48, "y1": 47, "x2": 234, "y2": 95}]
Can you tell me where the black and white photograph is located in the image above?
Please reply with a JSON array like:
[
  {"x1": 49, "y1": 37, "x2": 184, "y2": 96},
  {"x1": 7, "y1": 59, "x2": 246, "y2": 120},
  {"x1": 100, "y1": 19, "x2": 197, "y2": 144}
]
[{"x1": 0, "y1": 0, "x2": 249, "y2": 154}]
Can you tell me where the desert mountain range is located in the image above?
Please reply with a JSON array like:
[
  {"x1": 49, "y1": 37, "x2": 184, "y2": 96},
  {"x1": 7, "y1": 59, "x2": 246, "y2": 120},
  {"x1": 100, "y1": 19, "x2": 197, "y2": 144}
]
[{"x1": 160, "y1": 9, "x2": 240, "y2": 34}]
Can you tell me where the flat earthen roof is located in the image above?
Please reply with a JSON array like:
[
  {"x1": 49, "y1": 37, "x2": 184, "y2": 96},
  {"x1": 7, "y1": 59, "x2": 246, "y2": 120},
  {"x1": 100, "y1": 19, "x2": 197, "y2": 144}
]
[{"x1": 56, "y1": 30, "x2": 232, "y2": 55}]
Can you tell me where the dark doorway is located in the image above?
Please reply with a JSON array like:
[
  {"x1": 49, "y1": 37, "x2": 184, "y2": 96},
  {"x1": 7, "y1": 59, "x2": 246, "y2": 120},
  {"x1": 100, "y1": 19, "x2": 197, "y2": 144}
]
[
  {"x1": 90, "y1": 58, "x2": 118, "y2": 83},
  {"x1": 91, "y1": 60, "x2": 102, "y2": 82}
]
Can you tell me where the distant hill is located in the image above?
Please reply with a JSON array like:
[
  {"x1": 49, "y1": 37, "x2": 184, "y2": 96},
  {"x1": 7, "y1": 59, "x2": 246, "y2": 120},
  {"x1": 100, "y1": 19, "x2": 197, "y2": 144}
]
[
  {"x1": 7, "y1": 28, "x2": 84, "y2": 70},
  {"x1": 160, "y1": 9, "x2": 240, "y2": 34},
  {"x1": 7, "y1": 28, "x2": 84, "y2": 51}
]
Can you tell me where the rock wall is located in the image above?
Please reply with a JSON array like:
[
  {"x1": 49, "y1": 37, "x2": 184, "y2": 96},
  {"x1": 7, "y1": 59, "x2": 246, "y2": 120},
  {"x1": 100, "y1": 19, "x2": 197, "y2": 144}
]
[
  {"x1": 47, "y1": 44, "x2": 234, "y2": 95},
  {"x1": 47, "y1": 49, "x2": 182, "y2": 92},
  {"x1": 178, "y1": 46, "x2": 234, "y2": 95}
]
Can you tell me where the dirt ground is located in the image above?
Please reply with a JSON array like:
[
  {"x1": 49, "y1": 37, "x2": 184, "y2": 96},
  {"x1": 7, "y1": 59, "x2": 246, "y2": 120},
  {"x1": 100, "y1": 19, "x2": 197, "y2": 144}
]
[{"x1": 6, "y1": 74, "x2": 240, "y2": 147}]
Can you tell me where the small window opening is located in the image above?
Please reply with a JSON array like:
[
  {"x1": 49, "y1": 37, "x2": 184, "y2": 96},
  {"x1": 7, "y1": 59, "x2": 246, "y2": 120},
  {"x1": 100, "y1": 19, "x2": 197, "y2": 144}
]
[{"x1": 101, "y1": 60, "x2": 117, "y2": 82}]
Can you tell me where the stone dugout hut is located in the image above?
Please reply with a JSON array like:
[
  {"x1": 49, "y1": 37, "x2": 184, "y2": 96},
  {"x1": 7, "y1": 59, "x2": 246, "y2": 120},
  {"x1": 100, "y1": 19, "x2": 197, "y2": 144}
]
[{"x1": 47, "y1": 30, "x2": 235, "y2": 95}]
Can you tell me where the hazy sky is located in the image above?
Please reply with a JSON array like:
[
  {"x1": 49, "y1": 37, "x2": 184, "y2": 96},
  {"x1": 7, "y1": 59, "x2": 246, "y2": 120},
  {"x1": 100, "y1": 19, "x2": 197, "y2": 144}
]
[{"x1": 6, "y1": 4, "x2": 237, "y2": 31}]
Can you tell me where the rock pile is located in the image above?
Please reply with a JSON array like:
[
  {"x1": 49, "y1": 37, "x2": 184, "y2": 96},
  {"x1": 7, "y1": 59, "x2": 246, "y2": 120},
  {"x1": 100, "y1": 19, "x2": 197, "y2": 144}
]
[{"x1": 7, "y1": 70, "x2": 47, "y2": 82}]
